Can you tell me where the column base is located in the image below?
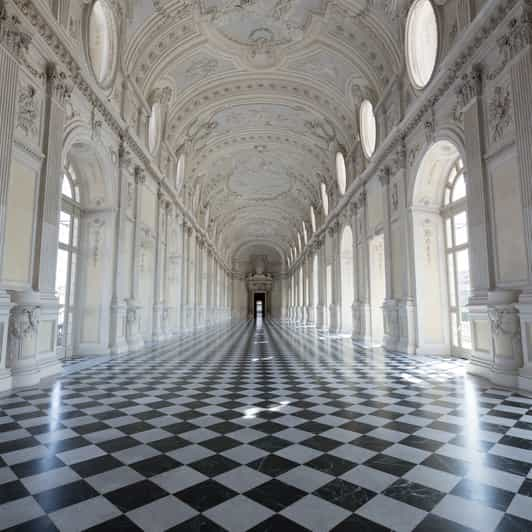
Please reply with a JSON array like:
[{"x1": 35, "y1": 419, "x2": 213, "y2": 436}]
[
  {"x1": 382, "y1": 300, "x2": 399, "y2": 352},
  {"x1": 110, "y1": 302, "x2": 129, "y2": 355},
  {"x1": 306, "y1": 306, "x2": 315, "y2": 326},
  {"x1": 329, "y1": 304, "x2": 340, "y2": 334},
  {"x1": 0, "y1": 290, "x2": 12, "y2": 391}
]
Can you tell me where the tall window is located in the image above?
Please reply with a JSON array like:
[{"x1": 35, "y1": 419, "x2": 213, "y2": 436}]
[
  {"x1": 56, "y1": 168, "x2": 80, "y2": 358},
  {"x1": 443, "y1": 158, "x2": 471, "y2": 354}
]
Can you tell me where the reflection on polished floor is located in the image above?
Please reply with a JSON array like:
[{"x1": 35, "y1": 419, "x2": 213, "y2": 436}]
[{"x1": 1, "y1": 321, "x2": 532, "y2": 531}]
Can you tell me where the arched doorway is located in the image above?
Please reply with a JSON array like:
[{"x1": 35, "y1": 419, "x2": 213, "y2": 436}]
[
  {"x1": 55, "y1": 167, "x2": 81, "y2": 359},
  {"x1": 412, "y1": 140, "x2": 471, "y2": 357},
  {"x1": 340, "y1": 226, "x2": 355, "y2": 333}
]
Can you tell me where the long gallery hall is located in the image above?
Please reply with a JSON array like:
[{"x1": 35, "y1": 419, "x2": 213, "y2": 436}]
[{"x1": 1, "y1": 0, "x2": 532, "y2": 531}]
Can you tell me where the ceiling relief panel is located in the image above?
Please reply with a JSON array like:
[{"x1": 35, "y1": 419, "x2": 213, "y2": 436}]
[
  {"x1": 196, "y1": 0, "x2": 331, "y2": 68},
  {"x1": 223, "y1": 152, "x2": 293, "y2": 201},
  {"x1": 173, "y1": 52, "x2": 238, "y2": 94},
  {"x1": 122, "y1": 0, "x2": 402, "y2": 261}
]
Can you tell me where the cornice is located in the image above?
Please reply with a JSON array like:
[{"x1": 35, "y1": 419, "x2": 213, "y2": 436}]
[
  {"x1": 11, "y1": 0, "x2": 234, "y2": 275},
  {"x1": 287, "y1": 0, "x2": 519, "y2": 276}
]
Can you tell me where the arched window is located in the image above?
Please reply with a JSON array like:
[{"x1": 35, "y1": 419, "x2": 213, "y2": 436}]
[
  {"x1": 87, "y1": 0, "x2": 117, "y2": 88},
  {"x1": 302, "y1": 221, "x2": 308, "y2": 245},
  {"x1": 297, "y1": 232, "x2": 302, "y2": 253},
  {"x1": 336, "y1": 152, "x2": 347, "y2": 195},
  {"x1": 56, "y1": 167, "x2": 81, "y2": 358},
  {"x1": 360, "y1": 100, "x2": 376, "y2": 159},
  {"x1": 406, "y1": 0, "x2": 438, "y2": 89},
  {"x1": 321, "y1": 183, "x2": 329, "y2": 217},
  {"x1": 148, "y1": 103, "x2": 162, "y2": 154},
  {"x1": 443, "y1": 157, "x2": 471, "y2": 352},
  {"x1": 310, "y1": 205, "x2": 316, "y2": 233},
  {"x1": 176, "y1": 153, "x2": 185, "y2": 190}
]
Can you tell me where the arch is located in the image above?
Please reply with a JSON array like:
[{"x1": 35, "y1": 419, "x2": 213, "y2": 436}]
[
  {"x1": 336, "y1": 151, "x2": 347, "y2": 195},
  {"x1": 340, "y1": 225, "x2": 354, "y2": 334},
  {"x1": 411, "y1": 140, "x2": 471, "y2": 356},
  {"x1": 59, "y1": 138, "x2": 115, "y2": 356}
]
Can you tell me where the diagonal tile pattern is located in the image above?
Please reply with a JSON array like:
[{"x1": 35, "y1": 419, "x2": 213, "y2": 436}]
[{"x1": 1, "y1": 320, "x2": 532, "y2": 531}]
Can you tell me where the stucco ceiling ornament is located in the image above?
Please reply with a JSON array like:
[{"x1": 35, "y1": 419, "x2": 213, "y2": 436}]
[{"x1": 196, "y1": 0, "x2": 330, "y2": 68}]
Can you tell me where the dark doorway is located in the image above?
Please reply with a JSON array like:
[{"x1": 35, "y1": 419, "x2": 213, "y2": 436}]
[{"x1": 254, "y1": 293, "x2": 266, "y2": 320}]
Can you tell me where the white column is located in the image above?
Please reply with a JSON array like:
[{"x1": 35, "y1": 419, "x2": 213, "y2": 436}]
[
  {"x1": 0, "y1": 8, "x2": 27, "y2": 391},
  {"x1": 329, "y1": 223, "x2": 341, "y2": 333},
  {"x1": 110, "y1": 143, "x2": 132, "y2": 354},
  {"x1": 307, "y1": 251, "x2": 315, "y2": 325},
  {"x1": 503, "y1": 4, "x2": 532, "y2": 389},
  {"x1": 380, "y1": 167, "x2": 399, "y2": 351},
  {"x1": 316, "y1": 239, "x2": 326, "y2": 329},
  {"x1": 126, "y1": 167, "x2": 145, "y2": 351},
  {"x1": 354, "y1": 190, "x2": 372, "y2": 345}
]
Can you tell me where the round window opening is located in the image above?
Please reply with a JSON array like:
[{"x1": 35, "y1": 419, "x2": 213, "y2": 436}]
[
  {"x1": 310, "y1": 206, "x2": 316, "y2": 233},
  {"x1": 321, "y1": 183, "x2": 329, "y2": 217},
  {"x1": 148, "y1": 103, "x2": 162, "y2": 154},
  {"x1": 359, "y1": 100, "x2": 376, "y2": 159},
  {"x1": 336, "y1": 152, "x2": 347, "y2": 195},
  {"x1": 88, "y1": 0, "x2": 117, "y2": 88},
  {"x1": 176, "y1": 154, "x2": 185, "y2": 189},
  {"x1": 406, "y1": 0, "x2": 438, "y2": 89}
]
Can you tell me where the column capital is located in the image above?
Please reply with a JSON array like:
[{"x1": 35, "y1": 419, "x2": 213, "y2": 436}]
[
  {"x1": 134, "y1": 166, "x2": 146, "y2": 185},
  {"x1": 456, "y1": 64, "x2": 483, "y2": 110},
  {"x1": 0, "y1": 4, "x2": 31, "y2": 60},
  {"x1": 378, "y1": 166, "x2": 391, "y2": 187},
  {"x1": 45, "y1": 63, "x2": 72, "y2": 104},
  {"x1": 497, "y1": 2, "x2": 532, "y2": 62}
]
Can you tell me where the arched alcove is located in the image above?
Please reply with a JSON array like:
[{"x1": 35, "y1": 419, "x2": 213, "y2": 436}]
[
  {"x1": 412, "y1": 140, "x2": 471, "y2": 356},
  {"x1": 59, "y1": 140, "x2": 115, "y2": 356}
]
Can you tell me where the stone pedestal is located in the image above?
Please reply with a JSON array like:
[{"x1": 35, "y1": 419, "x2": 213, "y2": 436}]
[
  {"x1": 518, "y1": 290, "x2": 532, "y2": 391},
  {"x1": 316, "y1": 304, "x2": 326, "y2": 329},
  {"x1": 110, "y1": 301, "x2": 129, "y2": 355},
  {"x1": 152, "y1": 303, "x2": 165, "y2": 342},
  {"x1": 7, "y1": 290, "x2": 41, "y2": 388},
  {"x1": 329, "y1": 304, "x2": 340, "y2": 334},
  {"x1": 125, "y1": 299, "x2": 144, "y2": 351},
  {"x1": 0, "y1": 290, "x2": 12, "y2": 392},
  {"x1": 37, "y1": 292, "x2": 62, "y2": 379},
  {"x1": 353, "y1": 302, "x2": 372, "y2": 347},
  {"x1": 306, "y1": 305, "x2": 314, "y2": 325},
  {"x1": 489, "y1": 290, "x2": 522, "y2": 388},
  {"x1": 382, "y1": 299, "x2": 399, "y2": 352},
  {"x1": 397, "y1": 299, "x2": 417, "y2": 354}
]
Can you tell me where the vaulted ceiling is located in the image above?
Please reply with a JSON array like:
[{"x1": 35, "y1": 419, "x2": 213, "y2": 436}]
[{"x1": 123, "y1": 0, "x2": 403, "y2": 271}]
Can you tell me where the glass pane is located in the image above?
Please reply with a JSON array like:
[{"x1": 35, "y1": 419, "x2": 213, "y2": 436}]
[
  {"x1": 55, "y1": 249, "x2": 69, "y2": 345},
  {"x1": 453, "y1": 211, "x2": 468, "y2": 246},
  {"x1": 444, "y1": 187, "x2": 451, "y2": 206},
  {"x1": 446, "y1": 218, "x2": 453, "y2": 249},
  {"x1": 460, "y1": 310, "x2": 472, "y2": 350},
  {"x1": 447, "y1": 165, "x2": 457, "y2": 185},
  {"x1": 451, "y1": 312, "x2": 459, "y2": 346},
  {"x1": 72, "y1": 216, "x2": 79, "y2": 248},
  {"x1": 455, "y1": 248, "x2": 471, "y2": 308},
  {"x1": 61, "y1": 175, "x2": 73, "y2": 198},
  {"x1": 447, "y1": 253, "x2": 456, "y2": 307},
  {"x1": 69, "y1": 253, "x2": 77, "y2": 306},
  {"x1": 452, "y1": 173, "x2": 466, "y2": 202},
  {"x1": 59, "y1": 210, "x2": 71, "y2": 245}
]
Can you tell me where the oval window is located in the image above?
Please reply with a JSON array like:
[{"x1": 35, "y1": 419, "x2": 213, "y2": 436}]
[
  {"x1": 148, "y1": 103, "x2": 162, "y2": 154},
  {"x1": 310, "y1": 205, "x2": 316, "y2": 233},
  {"x1": 359, "y1": 100, "x2": 376, "y2": 159},
  {"x1": 88, "y1": 0, "x2": 117, "y2": 88},
  {"x1": 406, "y1": 0, "x2": 438, "y2": 89},
  {"x1": 336, "y1": 152, "x2": 347, "y2": 195},
  {"x1": 321, "y1": 183, "x2": 329, "y2": 217},
  {"x1": 176, "y1": 154, "x2": 185, "y2": 189}
]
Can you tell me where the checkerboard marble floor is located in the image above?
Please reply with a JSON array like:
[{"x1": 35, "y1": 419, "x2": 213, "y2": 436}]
[{"x1": 2, "y1": 320, "x2": 532, "y2": 531}]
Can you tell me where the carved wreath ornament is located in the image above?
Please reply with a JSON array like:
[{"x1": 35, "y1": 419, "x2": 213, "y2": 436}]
[{"x1": 488, "y1": 86, "x2": 512, "y2": 142}]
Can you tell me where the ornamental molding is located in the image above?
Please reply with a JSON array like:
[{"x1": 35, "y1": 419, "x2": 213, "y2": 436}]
[
  {"x1": 46, "y1": 63, "x2": 72, "y2": 104},
  {"x1": 0, "y1": 1, "x2": 31, "y2": 59},
  {"x1": 488, "y1": 84, "x2": 513, "y2": 142},
  {"x1": 455, "y1": 64, "x2": 483, "y2": 111}
]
